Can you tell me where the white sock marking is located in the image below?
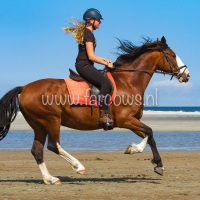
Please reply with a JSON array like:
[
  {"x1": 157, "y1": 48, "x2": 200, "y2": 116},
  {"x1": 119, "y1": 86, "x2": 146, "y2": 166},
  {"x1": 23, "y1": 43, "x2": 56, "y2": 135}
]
[
  {"x1": 38, "y1": 162, "x2": 60, "y2": 184},
  {"x1": 131, "y1": 136, "x2": 148, "y2": 152},
  {"x1": 39, "y1": 162, "x2": 51, "y2": 179},
  {"x1": 56, "y1": 143, "x2": 85, "y2": 172}
]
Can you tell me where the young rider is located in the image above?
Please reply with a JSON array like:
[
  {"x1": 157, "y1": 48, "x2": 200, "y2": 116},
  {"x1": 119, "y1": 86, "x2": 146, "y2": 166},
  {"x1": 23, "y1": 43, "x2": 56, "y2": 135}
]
[{"x1": 64, "y1": 8, "x2": 114, "y2": 129}]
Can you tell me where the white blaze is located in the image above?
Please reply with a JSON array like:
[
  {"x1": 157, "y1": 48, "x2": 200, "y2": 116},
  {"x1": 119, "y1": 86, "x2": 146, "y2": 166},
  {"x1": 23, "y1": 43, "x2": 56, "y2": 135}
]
[
  {"x1": 176, "y1": 55, "x2": 185, "y2": 73},
  {"x1": 176, "y1": 55, "x2": 190, "y2": 76}
]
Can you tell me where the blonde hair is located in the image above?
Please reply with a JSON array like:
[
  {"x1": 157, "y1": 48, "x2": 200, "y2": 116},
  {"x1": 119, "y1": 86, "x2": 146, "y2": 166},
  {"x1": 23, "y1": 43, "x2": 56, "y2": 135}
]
[{"x1": 63, "y1": 19, "x2": 86, "y2": 45}]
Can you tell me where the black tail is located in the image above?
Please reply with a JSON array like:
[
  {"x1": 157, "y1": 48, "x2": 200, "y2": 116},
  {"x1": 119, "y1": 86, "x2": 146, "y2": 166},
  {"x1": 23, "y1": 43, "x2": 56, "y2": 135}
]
[{"x1": 0, "y1": 86, "x2": 23, "y2": 141}]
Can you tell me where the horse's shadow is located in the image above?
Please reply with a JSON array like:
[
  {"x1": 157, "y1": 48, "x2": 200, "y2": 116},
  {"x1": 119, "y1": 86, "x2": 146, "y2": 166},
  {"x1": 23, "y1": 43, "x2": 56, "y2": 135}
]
[{"x1": 0, "y1": 176, "x2": 161, "y2": 185}]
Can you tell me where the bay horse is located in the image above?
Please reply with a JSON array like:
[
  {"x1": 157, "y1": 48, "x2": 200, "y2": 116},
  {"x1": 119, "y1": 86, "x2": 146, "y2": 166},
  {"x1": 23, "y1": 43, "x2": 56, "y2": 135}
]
[{"x1": 0, "y1": 36, "x2": 190, "y2": 185}]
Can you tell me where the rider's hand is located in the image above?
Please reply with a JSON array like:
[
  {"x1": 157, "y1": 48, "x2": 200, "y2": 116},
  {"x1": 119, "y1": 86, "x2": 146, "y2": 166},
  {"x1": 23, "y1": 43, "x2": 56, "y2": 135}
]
[
  {"x1": 105, "y1": 59, "x2": 114, "y2": 69},
  {"x1": 107, "y1": 62, "x2": 114, "y2": 69}
]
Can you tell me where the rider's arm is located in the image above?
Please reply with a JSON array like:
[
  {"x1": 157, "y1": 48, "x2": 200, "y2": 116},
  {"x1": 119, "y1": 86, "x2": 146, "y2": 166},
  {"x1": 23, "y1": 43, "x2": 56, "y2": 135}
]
[{"x1": 85, "y1": 42, "x2": 113, "y2": 68}]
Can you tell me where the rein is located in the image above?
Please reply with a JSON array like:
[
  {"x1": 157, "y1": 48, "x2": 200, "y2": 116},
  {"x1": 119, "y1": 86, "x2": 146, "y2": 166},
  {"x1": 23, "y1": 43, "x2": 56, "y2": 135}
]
[
  {"x1": 111, "y1": 68, "x2": 154, "y2": 76},
  {"x1": 111, "y1": 64, "x2": 187, "y2": 79},
  {"x1": 111, "y1": 50, "x2": 187, "y2": 79},
  {"x1": 111, "y1": 68, "x2": 182, "y2": 78}
]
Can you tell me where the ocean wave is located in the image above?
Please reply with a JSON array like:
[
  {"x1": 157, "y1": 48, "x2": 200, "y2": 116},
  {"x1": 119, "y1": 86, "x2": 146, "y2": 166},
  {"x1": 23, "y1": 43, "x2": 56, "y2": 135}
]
[
  {"x1": 143, "y1": 110, "x2": 200, "y2": 115},
  {"x1": 144, "y1": 106, "x2": 200, "y2": 112}
]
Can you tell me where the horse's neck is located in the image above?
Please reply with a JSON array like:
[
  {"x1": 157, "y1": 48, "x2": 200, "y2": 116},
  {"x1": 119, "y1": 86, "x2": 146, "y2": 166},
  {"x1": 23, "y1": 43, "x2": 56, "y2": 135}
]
[
  {"x1": 112, "y1": 71, "x2": 151, "y2": 96},
  {"x1": 113, "y1": 52, "x2": 160, "y2": 95}
]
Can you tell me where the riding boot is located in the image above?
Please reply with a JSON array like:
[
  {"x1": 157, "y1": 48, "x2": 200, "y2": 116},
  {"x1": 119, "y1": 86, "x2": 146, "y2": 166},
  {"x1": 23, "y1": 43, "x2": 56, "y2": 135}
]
[{"x1": 99, "y1": 109, "x2": 114, "y2": 130}]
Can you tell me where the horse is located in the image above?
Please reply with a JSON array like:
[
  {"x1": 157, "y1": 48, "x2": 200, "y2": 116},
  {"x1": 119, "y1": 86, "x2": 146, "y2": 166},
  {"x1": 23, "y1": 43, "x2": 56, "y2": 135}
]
[{"x1": 0, "y1": 36, "x2": 190, "y2": 185}]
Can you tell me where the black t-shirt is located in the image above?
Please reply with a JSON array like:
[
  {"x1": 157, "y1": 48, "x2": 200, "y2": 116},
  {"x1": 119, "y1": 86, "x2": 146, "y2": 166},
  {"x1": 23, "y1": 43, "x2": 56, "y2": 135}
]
[{"x1": 75, "y1": 28, "x2": 96, "y2": 67}]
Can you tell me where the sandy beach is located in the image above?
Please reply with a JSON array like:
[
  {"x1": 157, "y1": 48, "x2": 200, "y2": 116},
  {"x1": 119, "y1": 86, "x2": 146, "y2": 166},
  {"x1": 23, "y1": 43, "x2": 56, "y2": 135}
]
[
  {"x1": 10, "y1": 111, "x2": 200, "y2": 132},
  {"x1": 0, "y1": 150, "x2": 200, "y2": 200},
  {"x1": 2, "y1": 111, "x2": 200, "y2": 199}
]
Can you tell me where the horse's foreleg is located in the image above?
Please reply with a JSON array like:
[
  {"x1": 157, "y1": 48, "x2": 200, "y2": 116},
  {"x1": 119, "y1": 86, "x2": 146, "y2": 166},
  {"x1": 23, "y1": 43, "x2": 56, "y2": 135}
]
[
  {"x1": 120, "y1": 117, "x2": 164, "y2": 175},
  {"x1": 31, "y1": 138, "x2": 61, "y2": 185}
]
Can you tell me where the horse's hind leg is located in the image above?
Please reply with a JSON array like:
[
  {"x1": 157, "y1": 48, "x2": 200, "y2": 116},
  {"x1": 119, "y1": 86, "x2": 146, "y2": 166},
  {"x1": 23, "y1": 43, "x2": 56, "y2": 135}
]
[
  {"x1": 31, "y1": 129, "x2": 61, "y2": 185},
  {"x1": 46, "y1": 119, "x2": 86, "y2": 175},
  {"x1": 120, "y1": 117, "x2": 164, "y2": 176},
  {"x1": 21, "y1": 110, "x2": 61, "y2": 185}
]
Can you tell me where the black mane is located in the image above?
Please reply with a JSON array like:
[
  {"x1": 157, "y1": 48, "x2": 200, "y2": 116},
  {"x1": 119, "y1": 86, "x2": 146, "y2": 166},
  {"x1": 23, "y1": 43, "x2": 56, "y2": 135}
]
[{"x1": 114, "y1": 38, "x2": 168, "y2": 67}]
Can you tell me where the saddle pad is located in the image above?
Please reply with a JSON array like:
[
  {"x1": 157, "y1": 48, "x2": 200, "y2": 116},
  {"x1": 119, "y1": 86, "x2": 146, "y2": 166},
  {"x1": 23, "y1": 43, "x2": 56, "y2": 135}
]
[{"x1": 65, "y1": 72, "x2": 117, "y2": 106}]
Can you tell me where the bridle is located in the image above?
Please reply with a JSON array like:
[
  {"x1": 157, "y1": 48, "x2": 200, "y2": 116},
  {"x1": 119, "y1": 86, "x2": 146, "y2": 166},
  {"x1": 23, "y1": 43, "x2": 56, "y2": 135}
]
[
  {"x1": 159, "y1": 49, "x2": 188, "y2": 80},
  {"x1": 111, "y1": 48, "x2": 188, "y2": 80}
]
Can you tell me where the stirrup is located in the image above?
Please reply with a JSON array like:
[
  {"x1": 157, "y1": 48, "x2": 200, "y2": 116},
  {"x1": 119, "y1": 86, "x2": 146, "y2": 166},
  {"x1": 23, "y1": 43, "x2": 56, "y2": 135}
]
[
  {"x1": 99, "y1": 113, "x2": 114, "y2": 130},
  {"x1": 99, "y1": 121, "x2": 113, "y2": 131},
  {"x1": 104, "y1": 121, "x2": 113, "y2": 131},
  {"x1": 104, "y1": 114, "x2": 113, "y2": 130}
]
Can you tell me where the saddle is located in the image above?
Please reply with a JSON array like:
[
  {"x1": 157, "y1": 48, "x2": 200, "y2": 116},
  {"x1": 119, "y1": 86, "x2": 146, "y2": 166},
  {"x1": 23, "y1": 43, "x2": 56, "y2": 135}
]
[
  {"x1": 69, "y1": 69, "x2": 102, "y2": 98},
  {"x1": 65, "y1": 68, "x2": 117, "y2": 107}
]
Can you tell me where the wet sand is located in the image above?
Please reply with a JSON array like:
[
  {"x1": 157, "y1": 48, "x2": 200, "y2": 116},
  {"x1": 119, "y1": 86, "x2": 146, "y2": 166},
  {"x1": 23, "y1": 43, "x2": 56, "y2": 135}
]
[
  {"x1": 10, "y1": 111, "x2": 200, "y2": 132},
  {"x1": 0, "y1": 150, "x2": 200, "y2": 200}
]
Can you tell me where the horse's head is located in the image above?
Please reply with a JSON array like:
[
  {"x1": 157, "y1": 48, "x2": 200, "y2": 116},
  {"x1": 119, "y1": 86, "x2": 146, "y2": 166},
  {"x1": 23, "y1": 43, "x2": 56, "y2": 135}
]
[{"x1": 157, "y1": 36, "x2": 190, "y2": 82}]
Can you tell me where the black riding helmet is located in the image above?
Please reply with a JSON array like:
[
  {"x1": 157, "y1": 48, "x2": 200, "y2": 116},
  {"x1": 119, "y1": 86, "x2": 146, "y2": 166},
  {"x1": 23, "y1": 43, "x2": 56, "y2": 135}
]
[{"x1": 83, "y1": 8, "x2": 103, "y2": 21}]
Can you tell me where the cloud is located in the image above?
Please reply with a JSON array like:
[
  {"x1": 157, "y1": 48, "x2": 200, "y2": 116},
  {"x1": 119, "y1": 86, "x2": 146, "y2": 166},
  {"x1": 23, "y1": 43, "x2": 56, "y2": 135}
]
[
  {"x1": 145, "y1": 79, "x2": 200, "y2": 106},
  {"x1": 151, "y1": 80, "x2": 192, "y2": 89}
]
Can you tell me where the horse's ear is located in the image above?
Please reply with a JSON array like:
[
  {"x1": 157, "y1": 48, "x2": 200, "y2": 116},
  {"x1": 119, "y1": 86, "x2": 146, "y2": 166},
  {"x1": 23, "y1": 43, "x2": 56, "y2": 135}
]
[{"x1": 161, "y1": 36, "x2": 166, "y2": 44}]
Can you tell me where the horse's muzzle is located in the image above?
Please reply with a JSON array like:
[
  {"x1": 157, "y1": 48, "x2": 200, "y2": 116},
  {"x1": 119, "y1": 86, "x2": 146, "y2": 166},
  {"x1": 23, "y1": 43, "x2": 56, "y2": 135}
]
[{"x1": 178, "y1": 67, "x2": 190, "y2": 83}]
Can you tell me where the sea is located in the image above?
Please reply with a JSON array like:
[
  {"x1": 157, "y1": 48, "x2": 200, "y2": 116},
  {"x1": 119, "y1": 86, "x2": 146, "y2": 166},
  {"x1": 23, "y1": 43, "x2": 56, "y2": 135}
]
[
  {"x1": 144, "y1": 106, "x2": 200, "y2": 112},
  {"x1": 0, "y1": 106, "x2": 199, "y2": 151}
]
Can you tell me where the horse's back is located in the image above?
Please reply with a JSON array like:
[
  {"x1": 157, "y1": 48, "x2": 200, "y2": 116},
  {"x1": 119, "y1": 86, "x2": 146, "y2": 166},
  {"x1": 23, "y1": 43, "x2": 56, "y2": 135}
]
[{"x1": 19, "y1": 78, "x2": 68, "y2": 112}]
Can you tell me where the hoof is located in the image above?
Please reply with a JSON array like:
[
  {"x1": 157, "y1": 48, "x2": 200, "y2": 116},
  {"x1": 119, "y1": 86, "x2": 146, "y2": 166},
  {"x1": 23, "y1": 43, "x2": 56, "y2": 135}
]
[
  {"x1": 124, "y1": 145, "x2": 141, "y2": 154},
  {"x1": 154, "y1": 166, "x2": 164, "y2": 176},
  {"x1": 54, "y1": 180, "x2": 62, "y2": 185},
  {"x1": 71, "y1": 165, "x2": 86, "y2": 175},
  {"x1": 77, "y1": 169, "x2": 87, "y2": 175},
  {"x1": 43, "y1": 177, "x2": 61, "y2": 185},
  {"x1": 124, "y1": 145, "x2": 132, "y2": 154}
]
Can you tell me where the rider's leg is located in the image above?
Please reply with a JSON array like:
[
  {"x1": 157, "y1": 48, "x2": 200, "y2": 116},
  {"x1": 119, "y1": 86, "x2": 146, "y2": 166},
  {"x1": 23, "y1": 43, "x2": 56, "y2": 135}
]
[
  {"x1": 76, "y1": 64, "x2": 112, "y2": 95},
  {"x1": 76, "y1": 64, "x2": 113, "y2": 128}
]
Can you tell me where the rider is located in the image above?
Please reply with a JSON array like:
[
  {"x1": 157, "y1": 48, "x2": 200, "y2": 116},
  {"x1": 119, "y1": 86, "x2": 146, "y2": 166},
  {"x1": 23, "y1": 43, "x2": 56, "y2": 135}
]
[{"x1": 64, "y1": 8, "x2": 114, "y2": 129}]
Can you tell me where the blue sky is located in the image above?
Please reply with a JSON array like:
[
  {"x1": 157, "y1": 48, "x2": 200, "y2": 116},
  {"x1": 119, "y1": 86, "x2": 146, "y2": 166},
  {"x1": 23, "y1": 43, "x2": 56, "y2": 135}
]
[{"x1": 0, "y1": 0, "x2": 200, "y2": 106}]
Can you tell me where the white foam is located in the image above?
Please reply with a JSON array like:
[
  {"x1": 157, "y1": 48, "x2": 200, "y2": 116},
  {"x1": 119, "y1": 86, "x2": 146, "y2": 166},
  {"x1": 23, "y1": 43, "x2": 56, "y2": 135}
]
[{"x1": 144, "y1": 110, "x2": 200, "y2": 115}]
